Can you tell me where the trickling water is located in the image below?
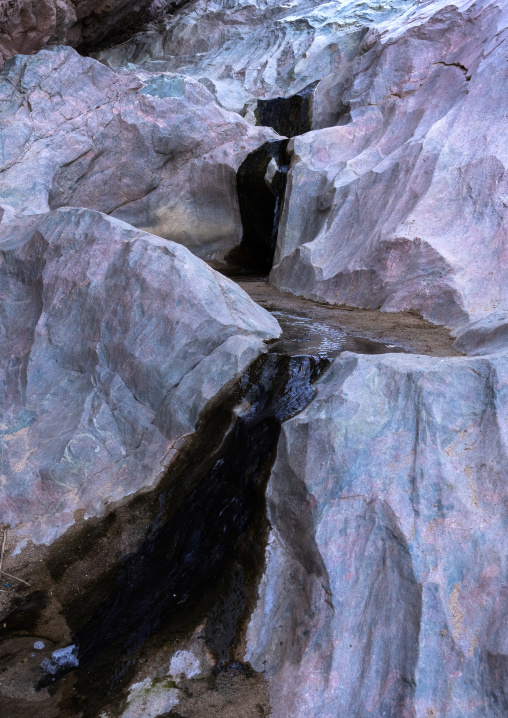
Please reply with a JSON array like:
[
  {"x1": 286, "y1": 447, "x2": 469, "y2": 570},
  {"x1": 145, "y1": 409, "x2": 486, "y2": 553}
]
[{"x1": 33, "y1": 352, "x2": 329, "y2": 716}]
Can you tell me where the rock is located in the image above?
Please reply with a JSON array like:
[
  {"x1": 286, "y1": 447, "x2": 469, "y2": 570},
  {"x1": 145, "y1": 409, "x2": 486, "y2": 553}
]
[
  {"x1": 97, "y1": 0, "x2": 412, "y2": 115},
  {"x1": 255, "y1": 81, "x2": 318, "y2": 138},
  {"x1": 0, "y1": 0, "x2": 190, "y2": 69},
  {"x1": 0, "y1": 205, "x2": 280, "y2": 549},
  {"x1": 453, "y1": 311, "x2": 508, "y2": 356},
  {"x1": 121, "y1": 678, "x2": 180, "y2": 718},
  {"x1": 0, "y1": 46, "x2": 276, "y2": 260},
  {"x1": 246, "y1": 349, "x2": 508, "y2": 717},
  {"x1": 270, "y1": 0, "x2": 508, "y2": 330}
]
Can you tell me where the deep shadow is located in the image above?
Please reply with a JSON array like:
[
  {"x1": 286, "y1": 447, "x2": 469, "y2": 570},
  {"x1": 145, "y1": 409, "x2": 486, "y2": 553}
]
[
  {"x1": 229, "y1": 140, "x2": 290, "y2": 274},
  {"x1": 255, "y1": 81, "x2": 318, "y2": 137}
]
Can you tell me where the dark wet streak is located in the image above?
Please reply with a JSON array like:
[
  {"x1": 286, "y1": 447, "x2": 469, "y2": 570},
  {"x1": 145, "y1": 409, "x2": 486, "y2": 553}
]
[{"x1": 48, "y1": 353, "x2": 329, "y2": 716}]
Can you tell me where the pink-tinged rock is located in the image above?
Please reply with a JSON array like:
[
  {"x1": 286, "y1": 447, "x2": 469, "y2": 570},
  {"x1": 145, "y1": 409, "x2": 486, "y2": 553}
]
[
  {"x1": 270, "y1": 0, "x2": 508, "y2": 330},
  {"x1": 0, "y1": 46, "x2": 276, "y2": 260},
  {"x1": 0, "y1": 0, "x2": 190, "y2": 68},
  {"x1": 96, "y1": 0, "x2": 412, "y2": 116},
  {"x1": 246, "y1": 349, "x2": 508, "y2": 718},
  {"x1": 0, "y1": 205, "x2": 280, "y2": 548}
]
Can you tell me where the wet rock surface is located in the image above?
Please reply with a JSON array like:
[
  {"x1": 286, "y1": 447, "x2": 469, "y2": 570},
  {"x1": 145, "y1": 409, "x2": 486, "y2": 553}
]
[
  {"x1": 0, "y1": 349, "x2": 327, "y2": 717},
  {"x1": 237, "y1": 276, "x2": 460, "y2": 358},
  {"x1": 0, "y1": 205, "x2": 279, "y2": 548},
  {"x1": 1, "y1": 0, "x2": 508, "y2": 717},
  {"x1": 246, "y1": 348, "x2": 508, "y2": 717},
  {"x1": 255, "y1": 82, "x2": 317, "y2": 138},
  {"x1": 232, "y1": 141, "x2": 290, "y2": 274}
]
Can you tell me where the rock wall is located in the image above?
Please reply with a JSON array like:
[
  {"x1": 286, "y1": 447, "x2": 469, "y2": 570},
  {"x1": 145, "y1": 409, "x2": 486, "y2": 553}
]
[
  {"x1": 246, "y1": 348, "x2": 508, "y2": 718},
  {"x1": 0, "y1": 46, "x2": 276, "y2": 260},
  {"x1": 0, "y1": 0, "x2": 190, "y2": 68},
  {"x1": 270, "y1": 0, "x2": 508, "y2": 329},
  {"x1": 0, "y1": 205, "x2": 279, "y2": 548},
  {"x1": 1, "y1": 0, "x2": 508, "y2": 717},
  {"x1": 97, "y1": 0, "x2": 412, "y2": 115}
]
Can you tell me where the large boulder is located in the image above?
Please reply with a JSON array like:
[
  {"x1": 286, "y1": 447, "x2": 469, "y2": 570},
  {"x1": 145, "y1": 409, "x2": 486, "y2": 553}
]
[
  {"x1": 0, "y1": 0, "x2": 190, "y2": 68},
  {"x1": 270, "y1": 0, "x2": 508, "y2": 330},
  {"x1": 246, "y1": 348, "x2": 508, "y2": 718},
  {"x1": 97, "y1": 0, "x2": 412, "y2": 116},
  {"x1": 0, "y1": 205, "x2": 279, "y2": 549},
  {"x1": 0, "y1": 46, "x2": 276, "y2": 260}
]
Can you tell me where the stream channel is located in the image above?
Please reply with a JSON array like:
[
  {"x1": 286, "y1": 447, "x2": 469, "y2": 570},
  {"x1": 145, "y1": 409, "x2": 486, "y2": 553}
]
[{"x1": 0, "y1": 133, "x2": 458, "y2": 718}]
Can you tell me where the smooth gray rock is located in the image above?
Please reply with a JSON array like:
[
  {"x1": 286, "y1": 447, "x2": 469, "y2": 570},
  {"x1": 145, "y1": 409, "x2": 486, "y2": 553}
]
[
  {"x1": 246, "y1": 349, "x2": 508, "y2": 718},
  {"x1": 97, "y1": 0, "x2": 412, "y2": 116},
  {"x1": 0, "y1": 46, "x2": 276, "y2": 260},
  {"x1": 453, "y1": 311, "x2": 508, "y2": 356},
  {"x1": 270, "y1": 0, "x2": 508, "y2": 330},
  {"x1": 0, "y1": 206, "x2": 280, "y2": 549}
]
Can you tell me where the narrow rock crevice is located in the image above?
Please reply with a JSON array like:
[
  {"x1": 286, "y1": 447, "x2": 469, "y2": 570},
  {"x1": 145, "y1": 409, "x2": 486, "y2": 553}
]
[
  {"x1": 255, "y1": 82, "x2": 318, "y2": 138},
  {"x1": 228, "y1": 140, "x2": 290, "y2": 275}
]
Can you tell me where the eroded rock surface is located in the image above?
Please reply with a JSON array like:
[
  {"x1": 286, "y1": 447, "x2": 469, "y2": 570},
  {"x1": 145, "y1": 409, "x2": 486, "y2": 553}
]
[
  {"x1": 0, "y1": 205, "x2": 279, "y2": 548},
  {"x1": 271, "y1": 0, "x2": 508, "y2": 329},
  {"x1": 97, "y1": 0, "x2": 412, "y2": 115},
  {"x1": 0, "y1": 0, "x2": 190, "y2": 69},
  {"x1": 0, "y1": 46, "x2": 276, "y2": 260},
  {"x1": 246, "y1": 349, "x2": 508, "y2": 718},
  {"x1": 1, "y1": 0, "x2": 508, "y2": 716}
]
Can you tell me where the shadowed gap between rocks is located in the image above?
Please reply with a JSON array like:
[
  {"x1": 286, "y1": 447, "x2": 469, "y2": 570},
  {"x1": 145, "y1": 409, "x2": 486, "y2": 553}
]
[
  {"x1": 75, "y1": 0, "x2": 192, "y2": 55},
  {"x1": 228, "y1": 140, "x2": 290, "y2": 275},
  {"x1": 24, "y1": 351, "x2": 330, "y2": 717},
  {"x1": 255, "y1": 82, "x2": 318, "y2": 138}
]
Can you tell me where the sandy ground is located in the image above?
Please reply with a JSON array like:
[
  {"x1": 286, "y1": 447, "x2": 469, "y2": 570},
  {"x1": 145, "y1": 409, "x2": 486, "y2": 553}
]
[{"x1": 233, "y1": 276, "x2": 460, "y2": 357}]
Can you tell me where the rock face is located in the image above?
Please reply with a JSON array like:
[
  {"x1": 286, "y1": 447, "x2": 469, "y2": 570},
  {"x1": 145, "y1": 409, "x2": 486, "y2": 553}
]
[
  {"x1": 97, "y1": 0, "x2": 412, "y2": 115},
  {"x1": 0, "y1": 205, "x2": 279, "y2": 547},
  {"x1": 2, "y1": 0, "x2": 508, "y2": 717},
  {"x1": 0, "y1": 0, "x2": 189, "y2": 68},
  {"x1": 0, "y1": 46, "x2": 276, "y2": 260},
  {"x1": 246, "y1": 348, "x2": 508, "y2": 718},
  {"x1": 271, "y1": 0, "x2": 508, "y2": 330}
]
